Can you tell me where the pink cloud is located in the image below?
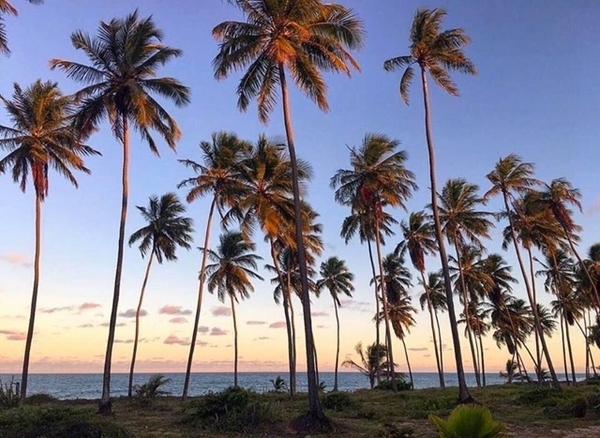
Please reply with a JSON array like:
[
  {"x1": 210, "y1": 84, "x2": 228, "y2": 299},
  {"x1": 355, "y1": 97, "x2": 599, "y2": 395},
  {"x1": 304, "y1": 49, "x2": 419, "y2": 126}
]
[
  {"x1": 311, "y1": 311, "x2": 329, "y2": 317},
  {"x1": 169, "y1": 317, "x2": 188, "y2": 324},
  {"x1": 269, "y1": 321, "x2": 286, "y2": 329},
  {"x1": 0, "y1": 329, "x2": 26, "y2": 341},
  {"x1": 164, "y1": 335, "x2": 189, "y2": 346},
  {"x1": 119, "y1": 309, "x2": 148, "y2": 318},
  {"x1": 77, "y1": 302, "x2": 101, "y2": 313},
  {"x1": 77, "y1": 323, "x2": 94, "y2": 328},
  {"x1": 210, "y1": 327, "x2": 228, "y2": 336},
  {"x1": 198, "y1": 326, "x2": 209, "y2": 334},
  {"x1": 246, "y1": 320, "x2": 267, "y2": 325},
  {"x1": 158, "y1": 305, "x2": 192, "y2": 316},
  {"x1": 0, "y1": 252, "x2": 31, "y2": 267},
  {"x1": 212, "y1": 306, "x2": 231, "y2": 317},
  {"x1": 40, "y1": 306, "x2": 72, "y2": 314}
]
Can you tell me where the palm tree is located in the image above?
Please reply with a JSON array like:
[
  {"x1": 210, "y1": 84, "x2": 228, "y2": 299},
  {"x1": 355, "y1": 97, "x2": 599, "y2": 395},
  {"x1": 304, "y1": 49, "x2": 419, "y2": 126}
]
[
  {"x1": 418, "y1": 272, "x2": 447, "y2": 380},
  {"x1": 438, "y1": 178, "x2": 493, "y2": 388},
  {"x1": 0, "y1": 0, "x2": 43, "y2": 55},
  {"x1": 214, "y1": 2, "x2": 364, "y2": 424},
  {"x1": 126, "y1": 193, "x2": 193, "y2": 397},
  {"x1": 178, "y1": 132, "x2": 250, "y2": 399},
  {"x1": 537, "y1": 178, "x2": 599, "y2": 308},
  {"x1": 0, "y1": 80, "x2": 98, "y2": 402},
  {"x1": 332, "y1": 133, "x2": 417, "y2": 391},
  {"x1": 342, "y1": 342, "x2": 389, "y2": 389},
  {"x1": 384, "y1": 7, "x2": 477, "y2": 403},
  {"x1": 398, "y1": 211, "x2": 444, "y2": 387},
  {"x1": 205, "y1": 231, "x2": 263, "y2": 387},
  {"x1": 50, "y1": 11, "x2": 190, "y2": 413},
  {"x1": 316, "y1": 257, "x2": 354, "y2": 392}
]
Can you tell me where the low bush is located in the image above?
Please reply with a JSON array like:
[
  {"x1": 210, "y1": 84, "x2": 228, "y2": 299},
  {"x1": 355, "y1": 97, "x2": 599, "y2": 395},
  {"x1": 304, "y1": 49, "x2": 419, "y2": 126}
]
[
  {"x1": 429, "y1": 404, "x2": 506, "y2": 438},
  {"x1": 0, "y1": 378, "x2": 19, "y2": 409},
  {"x1": 25, "y1": 393, "x2": 59, "y2": 405},
  {"x1": 0, "y1": 406, "x2": 132, "y2": 438},
  {"x1": 375, "y1": 379, "x2": 413, "y2": 392},
  {"x1": 516, "y1": 387, "x2": 563, "y2": 405},
  {"x1": 133, "y1": 374, "x2": 171, "y2": 398},
  {"x1": 183, "y1": 386, "x2": 283, "y2": 432},
  {"x1": 322, "y1": 391, "x2": 355, "y2": 412},
  {"x1": 543, "y1": 396, "x2": 588, "y2": 419}
]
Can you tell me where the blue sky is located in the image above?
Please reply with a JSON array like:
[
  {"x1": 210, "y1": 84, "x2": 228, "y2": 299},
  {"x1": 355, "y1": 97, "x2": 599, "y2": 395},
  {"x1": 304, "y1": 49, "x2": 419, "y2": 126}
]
[{"x1": 1, "y1": 0, "x2": 599, "y2": 375}]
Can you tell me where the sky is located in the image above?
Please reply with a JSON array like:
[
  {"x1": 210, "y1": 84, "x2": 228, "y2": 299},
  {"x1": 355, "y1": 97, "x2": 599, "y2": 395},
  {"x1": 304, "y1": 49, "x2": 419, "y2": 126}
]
[{"x1": 1, "y1": 0, "x2": 600, "y2": 377}]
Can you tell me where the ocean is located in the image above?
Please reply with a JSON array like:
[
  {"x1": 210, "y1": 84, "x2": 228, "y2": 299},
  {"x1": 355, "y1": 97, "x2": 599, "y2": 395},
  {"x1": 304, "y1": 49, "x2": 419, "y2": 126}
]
[{"x1": 0, "y1": 372, "x2": 545, "y2": 400}]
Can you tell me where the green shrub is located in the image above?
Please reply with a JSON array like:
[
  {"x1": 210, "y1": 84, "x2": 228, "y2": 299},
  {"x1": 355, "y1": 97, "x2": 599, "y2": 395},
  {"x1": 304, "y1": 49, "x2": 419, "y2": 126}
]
[
  {"x1": 516, "y1": 387, "x2": 563, "y2": 405},
  {"x1": 269, "y1": 376, "x2": 287, "y2": 393},
  {"x1": 25, "y1": 393, "x2": 59, "y2": 405},
  {"x1": 0, "y1": 406, "x2": 132, "y2": 438},
  {"x1": 375, "y1": 379, "x2": 413, "y2": 391},
  {"x1": 0, "y1": 378, "x2": 19, "y2": 409},
  {"x1": 133, "y1": 374, "x2": 171, "y2": 398},
  {"x1": 322, "y1": 392, "x2": 355, "y2": 411},
  {"x1": 183, "y1": 386, "x2": 282, "y2": 432},
  {"x1": 429, "y1": 404, "x2": 506, "y2": 438},
  {"x1": 570, "y1": 396, "x2": 588, "y2": 418}
]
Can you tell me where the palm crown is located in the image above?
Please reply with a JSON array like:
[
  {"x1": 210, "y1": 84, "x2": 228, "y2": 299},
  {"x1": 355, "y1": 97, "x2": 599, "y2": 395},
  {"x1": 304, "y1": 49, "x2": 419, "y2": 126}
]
[{"x1": 0, "y1": 0, "x2": 43, "y2": 55}]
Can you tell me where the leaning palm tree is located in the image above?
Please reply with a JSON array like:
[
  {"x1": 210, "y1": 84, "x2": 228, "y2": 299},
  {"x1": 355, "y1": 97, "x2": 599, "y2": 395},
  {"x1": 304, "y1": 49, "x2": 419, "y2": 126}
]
[
  {"x1": 384, "y1": 7, "x2": 477, "y2": 403},
  {"x1": 397, "y1": 211, "x2": 444, "y2": 387},
  {"x1": 205, "y1": 231, "x2": 263, "y2": 388},
  {"x1": 342, "y1": 342, "x2": 389, "y2": 389},
  {"x1": 0, "y1": 0, "x2": 43, "y2": 55},
  {"x1": 50, "y1": 11, "x2": 190, "y2": 413},
  {"x1": 214, "y1": 2, "x2": 364, "y2": 425},
  {"x1": 126, "y1": 193, "x2": 193, "y2": 398},
  {"x1": 0, "y1": 80, "x2": 98, "y2": 402},
  {"x1": 316, "y1": 257, "x2": 355, "y2": 392},
  {"x1": 178, "y1": 132, "x2": 251, "y2": 399},
  {"x1": 332, "y1": 133, "x2": 417, "y2": 391},
  {"x1": 419, "y1": 272, "x2": 447, "y2": 379}
]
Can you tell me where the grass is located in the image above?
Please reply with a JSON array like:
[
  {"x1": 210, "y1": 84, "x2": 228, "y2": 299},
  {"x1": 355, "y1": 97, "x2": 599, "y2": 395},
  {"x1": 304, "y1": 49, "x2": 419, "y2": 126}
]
[{"x1": 0, "y1": 383, "x2": 599, "y2": 437}]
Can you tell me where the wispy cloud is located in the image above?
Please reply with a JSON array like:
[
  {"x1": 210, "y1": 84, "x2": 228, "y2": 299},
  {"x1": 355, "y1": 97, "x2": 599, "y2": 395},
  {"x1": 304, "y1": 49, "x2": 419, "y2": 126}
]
[
  {"x1": 339, "y1": 299, "x2": 371, "y2": 313},
  {"x1": 210, "y1": 327, "x2": 228, "y2": 336},
  {"x1": 164, "y1": 335, "x2": 188, "y2": 346},
  {"x1": 169, "y1": 317, "x2": 188, "y2": 324},
  {"x1": 40, "y1": 306, "x2": 72, "y2": 314},
  {"x1": 0, "y1": 329, "x2": 26, "y2": 341},
  {"x1": 586, "y1": 199, "x2": 600, "y2": 216},
  {"x1": 0, "y1": 252, "x2": 31, "y2": 267},
  {"x1": 408, "y1": 347, "x2": 428, "y2": 352},
  {"x1": 39, "y1": 302, "x2": 101, "y2": 315},
  {"x1": 158, "y1": 305, "x2": 192, "y2": 316},
  {"x1": 311, "y1": 311, "x2": 329, "y2": 317},
  {"x1": 119, "y1": 309, "x2": 148, "y2": 318},
  {"x1": 198, "y1": 325, "x2": 210, "y2": 334},
  {"x1": 212, "y1": 306, "x2": 231, "y2": 317},
  {"x1": 98, "y1": 322, "x2": 127, "y2": 327},
  {"x1": 255, "y1": 336, "x2": 270, "y2": 341},
  {"x1": 269, "y1": 321, "x2": 286, "y2": 329},
  {"x1": 77, "y1": 302, "x2": 101, "y2": 313},
  {"x1": 77, "y1": 323, "x2": 94, "y2": 328},
  {"x1": 246, "y1": 320, "x2": 267, "y2": 325}
]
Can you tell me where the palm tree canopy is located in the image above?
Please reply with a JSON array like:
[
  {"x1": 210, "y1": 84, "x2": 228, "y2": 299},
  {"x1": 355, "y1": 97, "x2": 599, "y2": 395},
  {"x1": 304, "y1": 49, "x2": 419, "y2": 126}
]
[
  {"x1": 536, "y1": 178, "x2": 583, "y2": 236},
  {"x1": 340, "y1": 207, "x2": 397, "y2": 245},
  {"x1": 50, "y1": 10, "x2": 190, "y2": 152},
  {"x1": 484, "y1": 154, "x2": 541, "y2": 203},
  {"x1": 418, "y1": 271, "x2": 447, "y2": 312},
  {"x1": 0, "y1": 80, "x2": 99, "y2": 198},
  {"x1": 397, "y1": 210, "x2": 437, "y2": 273},
  {"x1": 0, "y1": 0, "x2": 43, "y2": 55},
  {"x1": 205, "y1": 231, "x2": 263, "y2": 303},
  {"x1": 178, "y1": 131, "x2": 252, "y2": 213},
  {"x1": 316, "y1": 256, "x2": 354, "y2": 306},
  {"x1": 213, "y1": 0, "x2": 364, "y2": 123},
  {"x1": 128, "y1": 192, "x2": 194, "y2": 264},
  {"x1": 342, "y1": 342, "x2": 390, "y2": 378},
  {"x1": 383, "y1": 7, "x2": 476, "y2": 104}
]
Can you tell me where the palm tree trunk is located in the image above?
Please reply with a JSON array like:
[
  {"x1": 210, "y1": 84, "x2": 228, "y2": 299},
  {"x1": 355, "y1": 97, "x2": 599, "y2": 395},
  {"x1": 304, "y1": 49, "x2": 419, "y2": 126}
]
[
  {"x1": 453, "y1": 238, "x2": 481, "y2": 389},
  {"x1": 420, "y1": 271, "x2": 444, "y2": 388},
  {"x1": 374, "y1": 218, "x2": 397, "y2": 391},
  {"x1": 287, "y1": 277, "x2": 298, "y2": 391},
  {"x1": 577, "y1": 317, "x2": 591, "y2": 379},
  {"x1": 478, "y1": 332, "x2": 486, "y2": 387},
  {"x1": 367, "y1": 239, "x2": 381, "y2": 385},
  {"x1": 564, "y1": 319, "x2": 576, "y2": 383},
  {"x1": 333, "y1": 300, "x2": 340, "y2": 392},
  {"x1": 528, "y1": 249, "x2": 543, "y2": 382},
  {"x1": 100, "y1": 115, "x2": 130, "y2": 414},
  {"x1": 270, "y1": 242, "x2": 296, "y2": 397},
  {"x1": 420, "y1": 67, "x2": 470, "y2": 402},
  {"x1": 182, "y1": 196, "x2": 217, "y2": 400},
  {"x1": 20, "y1": 190, "x2": 42, "y2": 403},
  {"x1": 503, "y1": 190, "x2": 559, "y2": 388},
  {"x1": 559, "y1": 311, "x2": 569, "y2": 384},
  {"x1": 434, "y1": 309, "x2": 445, "y2": 383},
  {"x1": 313, "y1": 339, "x2": 320, "y2": 387},
  {"x1": 401, "y1": 337, "x2": 414, "y2": 388},
  {"x1": 128, "y1": 250, "x2": 155, "y2": 398},
  {"x1": 278, "y1": 63, "x2": 325, "y2": 424},
  {"x1": 230, "y1": 293, "x2": 239, "y2": 387}
]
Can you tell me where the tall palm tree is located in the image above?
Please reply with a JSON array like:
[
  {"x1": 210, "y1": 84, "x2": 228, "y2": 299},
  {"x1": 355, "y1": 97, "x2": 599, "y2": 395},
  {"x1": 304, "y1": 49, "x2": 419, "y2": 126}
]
[
  {"x1": 178, "y1": 132, "x2": 250, "y2": 399},
  {"x1": 418, "y1": 272, "x2": 447, "y2": 380},
  {"x1": 316, "y1": 257, "x2": 354, "y2": 392},
  {"x1": 126, "y1": 193, "x2": 193, "y2": 397},
  {"x1": 0, "y1": 80, "x2": 98, "y2": 402},
  {"x1": 50, "y1": 11, "x2": 190, "y2": 413},
  {"x1": 398, "y1": 211, "x2": 444, "y2": 387},
  {"x1": 537, "y1": 178, "x2": 599, "y2": 308},
  {"x1": 332, "y1": 133, "x2": 417, "y2": 391},
  {"x1": 205, "y1": 231, "x2": 263, "y2": 387},
  {"x1": 0, "y1": 0, "x2": 43, "y2": 55},
  {"x1": 438, "y1": 178, "x2": 493, "y2": 388},
  {"x1": 214, "y1": 1, "x2": 364, "y2": 424},
  {"x1": 384, "y1": 7, "x2": 477, "y2": 403},
  {"x1": 342, "y1": 342, "x2": 390, "y2": 389}
]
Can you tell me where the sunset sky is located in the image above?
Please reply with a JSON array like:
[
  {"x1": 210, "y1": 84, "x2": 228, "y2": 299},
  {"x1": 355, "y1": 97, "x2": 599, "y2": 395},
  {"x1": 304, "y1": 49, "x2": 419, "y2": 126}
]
[{"x1": 1, "y1": 0, "x2": 599, "y2": 376}]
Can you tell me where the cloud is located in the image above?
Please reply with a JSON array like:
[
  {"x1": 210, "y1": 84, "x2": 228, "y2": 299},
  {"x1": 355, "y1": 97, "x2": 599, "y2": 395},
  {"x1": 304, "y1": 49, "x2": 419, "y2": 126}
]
[
  {"x1": 311, "y1": 311, "x2": 329, "y2": 317},
  {"x1": 0, "y1": 329, "x2": 26, "y2": 341},
  {"x1": 169, "y1": 317, "x2": 188, "y2": 324},
  {"x1": 246, "y1": 320, "x2": 267, "y2": 326},
  {"x1": 164, "y1": 335, "x2": 189, "y2": 346},
  {"x1": 0, "y1": 252, "x2": 31, "y2": 267},
  {"x1": 158, "y1": 305, "x2": 192, "y2": 316},
  {"x1": 77, "y1": 302, "x2": 101, "y2": 313},
  {"x1": 255, "y1": 337, "x2": 270, "y2": 341},
  {"x1": 40, "y1": 306, "x2": 72, "y2": 314},
  {"x1": 339, "y1": 299, "x2": 371, "y2": 313},
  {"x1": 316, "y1": 325, "x2": 328, "y2": 329},
  {"x1": 269, "y1": 321, "x2": 286, "y2": 329},
  {"x1": 198, "y1": 326, "x2": 209, "y2": 334},
  {"x1": 98, "y1": 322, "x2": 127, "y2": 327},
  {"x1": 408, "y1": 347, "x2": 428, "y2": 352},
  {"x1": 212, "y1": 306, "x2": 231, "y2": 317},
  {"x1": 119, "y1": 309, "x2": 148, "y2": 318},
  {"x1": 586, "y1": 199, "x2": 600, "y2": 216},
  {"x1": 77, "y1": 323, "x2": 94, "y2": 328},
  {"x1": 210, "y1": 327, "x2": 228, "y2": 336},
  {"x1": 114, "y1": 339, "x2": 135, "y2": 344},
  {"x1": 196, "y1": 340, "x2": 209, "y2": 347}
]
